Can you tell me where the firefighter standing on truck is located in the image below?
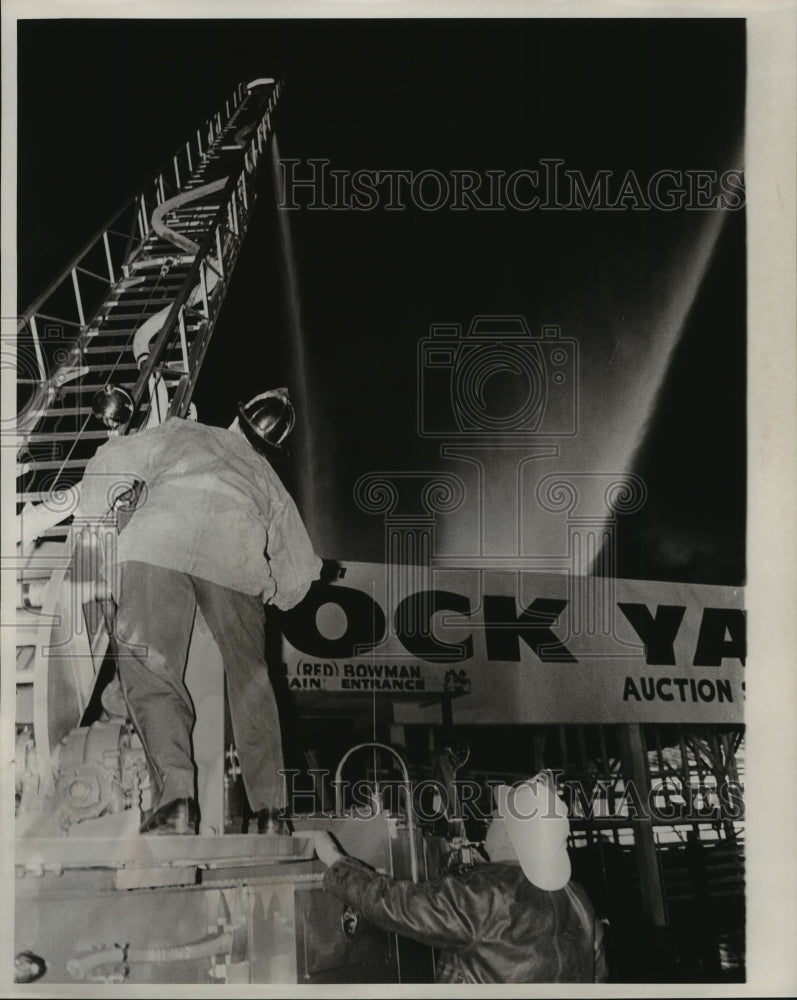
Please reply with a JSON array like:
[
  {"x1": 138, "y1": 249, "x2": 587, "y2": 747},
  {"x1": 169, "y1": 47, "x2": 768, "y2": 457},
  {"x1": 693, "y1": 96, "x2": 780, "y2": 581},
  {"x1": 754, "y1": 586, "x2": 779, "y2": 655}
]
[{"x1": 74, "y1": 388, "x2": 322, "y2": 835}]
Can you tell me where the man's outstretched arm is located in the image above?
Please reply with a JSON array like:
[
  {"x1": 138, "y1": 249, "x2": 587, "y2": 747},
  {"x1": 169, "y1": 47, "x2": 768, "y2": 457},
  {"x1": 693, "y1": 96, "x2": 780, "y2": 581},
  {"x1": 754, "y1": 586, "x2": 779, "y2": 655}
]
[{"x1": 308, "y1": 830, "x2": 483, "y2": 951}]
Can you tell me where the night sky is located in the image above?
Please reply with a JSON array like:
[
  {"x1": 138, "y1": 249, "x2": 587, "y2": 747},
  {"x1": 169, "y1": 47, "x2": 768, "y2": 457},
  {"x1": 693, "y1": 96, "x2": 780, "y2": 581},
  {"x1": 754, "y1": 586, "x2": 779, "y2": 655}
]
[{"x1": 17, "y1": 18, "x2": 746, "y2": 585}]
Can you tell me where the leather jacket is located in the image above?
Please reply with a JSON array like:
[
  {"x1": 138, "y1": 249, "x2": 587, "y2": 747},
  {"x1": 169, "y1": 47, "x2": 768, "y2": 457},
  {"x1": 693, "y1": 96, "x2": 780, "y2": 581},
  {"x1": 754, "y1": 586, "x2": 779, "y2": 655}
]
[{"x1": 324, "y1": 857, "x2": 609, "y2": 984}]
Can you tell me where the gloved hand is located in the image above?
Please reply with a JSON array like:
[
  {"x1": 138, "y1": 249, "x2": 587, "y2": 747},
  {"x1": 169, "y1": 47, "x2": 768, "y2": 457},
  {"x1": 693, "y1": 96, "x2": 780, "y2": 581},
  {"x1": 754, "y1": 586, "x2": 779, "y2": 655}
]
[{"x1": 306, "y1": 830, "x2": 346, "y2": 868}]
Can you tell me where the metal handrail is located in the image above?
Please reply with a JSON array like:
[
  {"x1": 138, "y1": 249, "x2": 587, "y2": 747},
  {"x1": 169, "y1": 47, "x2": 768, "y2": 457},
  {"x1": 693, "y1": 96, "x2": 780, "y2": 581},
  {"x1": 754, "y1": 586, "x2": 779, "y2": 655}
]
[{"x1": 333, "y1": 742, "x2": 421, "y2": 883}]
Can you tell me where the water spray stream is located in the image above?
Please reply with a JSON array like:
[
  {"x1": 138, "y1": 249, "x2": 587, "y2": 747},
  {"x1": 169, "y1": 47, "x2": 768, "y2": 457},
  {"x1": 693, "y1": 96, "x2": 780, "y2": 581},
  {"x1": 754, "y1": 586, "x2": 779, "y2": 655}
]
[
  {"x1": 434, "y1": 137, "x2": 744, "y2": 602},
  {"x1": 582, "y1": 156, "x2": 740, "y2": 573},
  {"x1": 270, "y1": 137, "x2": 316, "y2": 525}
]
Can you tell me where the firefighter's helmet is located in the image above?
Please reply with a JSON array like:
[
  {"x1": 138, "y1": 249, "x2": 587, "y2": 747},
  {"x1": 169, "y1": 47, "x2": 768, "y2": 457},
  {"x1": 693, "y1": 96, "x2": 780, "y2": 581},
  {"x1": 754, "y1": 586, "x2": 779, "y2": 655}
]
[
  {"x1": 91, "y1": 385, "x2": 134, "y2": 430},
  {"x1": 237, "y1": 388, "x2": 295, "y2": 460},
  {"x1": 492, "y1": 773, "x2": 571, "y2": 891}
]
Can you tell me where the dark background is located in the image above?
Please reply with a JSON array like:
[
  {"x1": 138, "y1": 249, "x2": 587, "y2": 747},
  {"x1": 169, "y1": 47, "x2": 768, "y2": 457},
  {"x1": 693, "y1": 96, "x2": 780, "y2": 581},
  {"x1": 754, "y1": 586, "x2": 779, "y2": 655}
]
[{"x1": 17, "y1": 18, "x2": 746, "y2": 584}]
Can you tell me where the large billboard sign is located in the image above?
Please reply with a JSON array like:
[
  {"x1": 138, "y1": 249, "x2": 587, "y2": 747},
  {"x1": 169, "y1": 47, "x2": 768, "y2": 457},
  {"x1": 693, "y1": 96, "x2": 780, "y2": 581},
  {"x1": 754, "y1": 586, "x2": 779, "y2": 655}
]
[{"x1": 280, "y1": 562, "x2": 745, "y2": 725}]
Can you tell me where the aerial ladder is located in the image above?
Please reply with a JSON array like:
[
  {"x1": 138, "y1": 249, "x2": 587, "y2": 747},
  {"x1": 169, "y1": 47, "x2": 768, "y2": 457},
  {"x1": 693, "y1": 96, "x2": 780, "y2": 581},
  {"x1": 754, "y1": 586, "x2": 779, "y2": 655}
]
[
  {"x1": 12, "y1": 78, "x2": 437, "y2": 987},
  {"x1": 15, "y1": 78, "x2": 285, "y2": 834}
]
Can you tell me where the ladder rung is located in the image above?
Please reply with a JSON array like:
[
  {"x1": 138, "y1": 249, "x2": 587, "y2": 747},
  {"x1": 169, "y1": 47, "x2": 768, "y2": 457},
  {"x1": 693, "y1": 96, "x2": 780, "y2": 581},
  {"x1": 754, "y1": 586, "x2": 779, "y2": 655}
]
[
  {"x1": 130, "y1": 256, "x2": 195, "y2": 270},
  {"x1": 108, "y1": 297, "x2": 185, "y2": 308},
  {"x1": 169, "y1": 203, "x2": 222, "y2": 213},
  {"x1": 84, "y1": 343, "x2": 189, "y2": 357},
  {"x1": 85, "y1": 329, "x2": 138, "y2": 338},
  {"x1": 100, "y1": 293, "x2": 189, "y2": 313},
  {"x1": 143, "y1": 235, "x2": 202, "y2": 245},
  {"x1": 86, "y1": 326, "x2": 200, "y2": 341},
  {"x1": 18, "y1": 402, "x2": 150, "y2": 423},
  {"x1": 169, "y1": 206, "x2": 220, "y2": 216},
  {"x1": 102, "y1": 311, "x2": 173, "y2": 322},
  {"x1": 142, "y1": 241, "x2": 211, "y2": 254},
  {"x1": 88, "y1": 348, "x2": 185, "y2": 360},
  {"x1": 18, "y1": 458, "x2": 90, "y2": 472},
  {"x1": 117, "y1": 277, "x2": 191, "y2": 287},
  {"x1": 84, "y1": 362, "x2": 140, "y2": 371},
  {"x1": 107, "y1": 294, "x2": 182, "y2": 306},
  {"x1": 22, "y1": 430, "x2": 110, "y2": 442},
  {"x1": 162, "y1": 222, "x2": 216, "y2": 230},
  {"x1": 156, "y1": 224, "x2": 215, "y2": 235},
  {"x1": 92, "y1": 323, "x2": 160, "y2": 334},
  {"x1": 46, "y1": 382, "x2": 135, "y2": 394},
  {"x1": 111, "y1": 295, "x2": 183, "y2": 309},
  {"x1": 21, "y1": 405, "x2": 111, "y2": 418}
]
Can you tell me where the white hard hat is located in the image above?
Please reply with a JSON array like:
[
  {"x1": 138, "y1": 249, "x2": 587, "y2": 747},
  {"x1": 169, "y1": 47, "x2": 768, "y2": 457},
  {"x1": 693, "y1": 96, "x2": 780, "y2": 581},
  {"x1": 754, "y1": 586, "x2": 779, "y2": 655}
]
[{"x1": 493, "y1": 773, "x2": 572, "y2": 891}]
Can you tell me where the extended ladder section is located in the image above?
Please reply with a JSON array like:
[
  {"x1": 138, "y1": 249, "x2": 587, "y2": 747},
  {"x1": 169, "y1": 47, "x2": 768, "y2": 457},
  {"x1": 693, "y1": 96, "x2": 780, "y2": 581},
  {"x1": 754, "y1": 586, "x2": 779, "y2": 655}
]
[
  {"x1": 14, "y1": 79, "x2": 282, "y2": 757},
  {"x1": 17, "y1": 78, "x2": 282, "y2": 517}
]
